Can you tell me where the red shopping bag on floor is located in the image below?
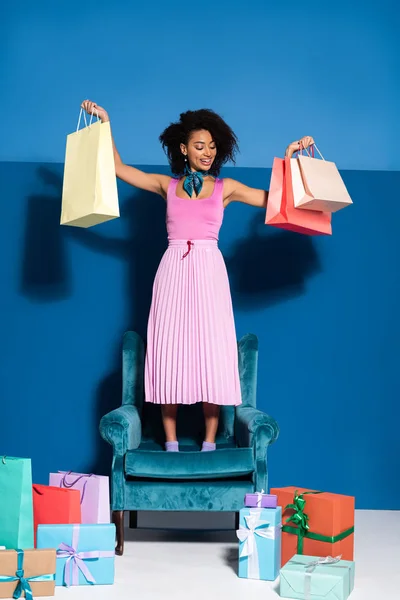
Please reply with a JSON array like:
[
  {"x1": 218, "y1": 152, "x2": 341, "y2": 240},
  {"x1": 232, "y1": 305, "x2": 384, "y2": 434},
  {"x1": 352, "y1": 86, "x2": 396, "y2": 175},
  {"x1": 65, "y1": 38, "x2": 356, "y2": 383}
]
[
  {"x1": 32, "y1": 484, "x2": 81, "y2": 546},
  {"x1": 265, "y1": 157, "x2": 332, "y2": 236}
]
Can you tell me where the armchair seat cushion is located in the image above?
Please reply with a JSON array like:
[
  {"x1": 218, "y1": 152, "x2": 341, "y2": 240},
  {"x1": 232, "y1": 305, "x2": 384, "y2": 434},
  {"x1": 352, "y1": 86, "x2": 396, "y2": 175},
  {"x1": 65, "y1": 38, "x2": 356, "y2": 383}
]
[{"x1": 125, "y1": 447, "x2": 255, "y2": 480}]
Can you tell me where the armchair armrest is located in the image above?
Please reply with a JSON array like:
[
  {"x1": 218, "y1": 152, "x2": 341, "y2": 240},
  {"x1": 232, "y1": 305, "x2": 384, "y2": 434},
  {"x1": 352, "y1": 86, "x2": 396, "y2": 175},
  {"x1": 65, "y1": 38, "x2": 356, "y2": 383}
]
[
  {"x1": 235, "y1": 406, "x2": 279, "y2": 448},
  {"x1": 99, "y1": 405, "x2": 142, "y2": 457},
  {"x1": 235, "y1": 406, "x2": 279, "y2": 492}
]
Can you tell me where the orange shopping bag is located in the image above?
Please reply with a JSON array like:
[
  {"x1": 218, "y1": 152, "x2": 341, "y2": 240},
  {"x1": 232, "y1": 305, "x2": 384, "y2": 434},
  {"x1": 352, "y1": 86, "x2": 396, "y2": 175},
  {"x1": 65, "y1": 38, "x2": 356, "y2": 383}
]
[{"x1": 265, "y1": 157, "x2": 332, "y2": 236}]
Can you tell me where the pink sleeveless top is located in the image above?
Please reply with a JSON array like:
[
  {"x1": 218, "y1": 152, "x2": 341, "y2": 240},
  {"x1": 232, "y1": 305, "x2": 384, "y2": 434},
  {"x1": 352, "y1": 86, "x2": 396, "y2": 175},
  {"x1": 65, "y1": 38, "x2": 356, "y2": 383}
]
[{"x1": 166, "y1": 178, "x2": 224, "y2": 241}]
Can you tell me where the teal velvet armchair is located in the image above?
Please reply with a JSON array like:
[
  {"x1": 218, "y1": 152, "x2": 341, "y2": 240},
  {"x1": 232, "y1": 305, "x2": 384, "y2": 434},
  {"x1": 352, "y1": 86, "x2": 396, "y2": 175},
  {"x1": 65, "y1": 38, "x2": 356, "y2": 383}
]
[{"x1": 100, "y1": 331, "x2": 279, "y2": 555}]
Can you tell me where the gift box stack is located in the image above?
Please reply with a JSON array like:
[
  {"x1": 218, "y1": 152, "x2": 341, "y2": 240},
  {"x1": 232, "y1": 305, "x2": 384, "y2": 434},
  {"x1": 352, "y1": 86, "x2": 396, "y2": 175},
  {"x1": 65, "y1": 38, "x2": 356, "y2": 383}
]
[
  {"x1": 236, "y1": 490, "x2": 282, "y2": 581},
  {"x1": 0, "y1": 456, "x2": 115, "y2": 598},
  {"x1": 265, "y1": 142, "x2": 353, "y2": 236},
  {"x1": 236, "y1": 486, "x2": 355, "y2": 599}
]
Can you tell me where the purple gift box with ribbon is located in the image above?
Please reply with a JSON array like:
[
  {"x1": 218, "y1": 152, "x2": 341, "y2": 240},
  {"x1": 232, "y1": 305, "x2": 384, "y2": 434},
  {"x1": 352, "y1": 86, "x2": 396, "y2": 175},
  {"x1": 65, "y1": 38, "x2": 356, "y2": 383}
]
[
  {"x1": 36, "y1": 523, "x2": 115, "y2": 587},
  {"x1": 245, "y1": 490, "x2": 278, "y2": 509},
  {"x1": 49, "y1": 471, "x2": 110, "y2": 524}
]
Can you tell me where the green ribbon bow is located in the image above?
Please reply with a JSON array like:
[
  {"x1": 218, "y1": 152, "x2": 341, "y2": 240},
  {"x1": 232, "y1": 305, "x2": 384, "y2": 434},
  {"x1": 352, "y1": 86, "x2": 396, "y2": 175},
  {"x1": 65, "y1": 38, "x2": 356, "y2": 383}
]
[
  {"x1": 0, "y1": 549, "x2": 55, "y2": 600},
  {"x1": 282, "y1": 490, "x2": 354, "y2": 555}
]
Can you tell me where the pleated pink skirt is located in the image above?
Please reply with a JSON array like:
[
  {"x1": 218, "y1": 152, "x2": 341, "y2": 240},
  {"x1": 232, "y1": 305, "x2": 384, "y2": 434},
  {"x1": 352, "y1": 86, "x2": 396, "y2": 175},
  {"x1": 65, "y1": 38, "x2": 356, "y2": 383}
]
[{"x1": 145, "y1": 239, "x2": 242, "y2": 405}]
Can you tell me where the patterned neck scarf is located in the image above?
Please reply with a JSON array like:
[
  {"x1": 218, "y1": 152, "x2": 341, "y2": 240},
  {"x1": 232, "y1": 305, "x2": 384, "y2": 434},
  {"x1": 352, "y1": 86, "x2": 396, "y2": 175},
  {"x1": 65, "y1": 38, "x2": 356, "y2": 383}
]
[{"x1": 183, "y1": 163, "x2": 209, "y2": 197}]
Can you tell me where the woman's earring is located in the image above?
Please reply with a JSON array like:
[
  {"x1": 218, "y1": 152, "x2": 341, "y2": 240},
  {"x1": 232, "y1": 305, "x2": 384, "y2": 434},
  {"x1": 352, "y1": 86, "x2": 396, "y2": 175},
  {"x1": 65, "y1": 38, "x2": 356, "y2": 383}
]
[{"x1": 184, "y1": 156, "x2": 187, "y2": 162}]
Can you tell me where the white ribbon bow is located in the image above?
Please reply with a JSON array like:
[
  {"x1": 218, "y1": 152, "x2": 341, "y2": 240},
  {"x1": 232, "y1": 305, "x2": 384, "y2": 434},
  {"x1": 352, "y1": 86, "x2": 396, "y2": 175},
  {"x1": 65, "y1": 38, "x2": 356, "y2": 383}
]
[{"x1": 236, "y1": 508, "x2": 278, "y2": 579}]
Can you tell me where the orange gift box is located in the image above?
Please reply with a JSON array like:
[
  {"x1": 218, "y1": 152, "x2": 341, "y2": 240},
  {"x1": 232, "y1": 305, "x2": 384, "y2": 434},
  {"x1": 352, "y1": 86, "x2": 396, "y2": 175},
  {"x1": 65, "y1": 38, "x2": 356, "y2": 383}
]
[{"x1": 269, "y1": 486, "x2": 355, "y2": 566}]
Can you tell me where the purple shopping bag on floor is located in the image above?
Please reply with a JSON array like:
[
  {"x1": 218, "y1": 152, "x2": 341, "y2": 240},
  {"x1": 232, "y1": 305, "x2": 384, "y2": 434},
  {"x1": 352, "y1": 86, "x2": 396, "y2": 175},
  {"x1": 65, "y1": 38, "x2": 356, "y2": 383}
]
[{"x1": 49, "y1": 472, "x2": 110, "y2": 524}]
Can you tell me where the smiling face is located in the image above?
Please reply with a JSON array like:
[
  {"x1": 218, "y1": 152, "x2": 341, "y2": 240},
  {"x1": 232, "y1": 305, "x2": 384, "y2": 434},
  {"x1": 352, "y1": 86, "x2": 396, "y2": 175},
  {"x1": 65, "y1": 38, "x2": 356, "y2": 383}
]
[{"x1": 180, "y1": 129, "x2": 217, "y2": 172}]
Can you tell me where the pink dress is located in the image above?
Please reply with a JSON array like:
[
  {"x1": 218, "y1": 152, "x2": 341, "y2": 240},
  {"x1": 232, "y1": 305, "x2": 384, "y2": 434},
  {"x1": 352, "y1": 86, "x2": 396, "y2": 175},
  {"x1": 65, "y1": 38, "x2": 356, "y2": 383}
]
[{"x1": 144, "y1": 177, "x2": 242, "y2": 406}]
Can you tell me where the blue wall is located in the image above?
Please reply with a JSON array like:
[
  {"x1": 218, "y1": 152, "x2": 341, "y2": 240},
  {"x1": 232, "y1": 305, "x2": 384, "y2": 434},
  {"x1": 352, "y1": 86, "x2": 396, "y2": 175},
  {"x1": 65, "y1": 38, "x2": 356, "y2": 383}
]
[
  {"x1": 1, "y1": 163, "x2": 399, "y2": 509},
  {"x1": 1, "y1": 1, "x2": 399, "y2": 509},
  {"x1": 1, "y1": 0, "x2": 398, "y2": 170}
]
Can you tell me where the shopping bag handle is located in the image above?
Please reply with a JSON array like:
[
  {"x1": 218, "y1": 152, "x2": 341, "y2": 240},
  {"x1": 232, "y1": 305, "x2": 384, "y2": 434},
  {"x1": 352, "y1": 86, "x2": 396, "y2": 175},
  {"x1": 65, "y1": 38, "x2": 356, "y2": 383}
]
[
  {"x1": 298, "y1": 141, "x2": 325, "y2": 160},
  {"x1": 59, "y1": 471, "x2": 94, "y2": 504},
  {"x1": 297, "y1": 141, "x2": 312, "y2": 157},
  {"x1": 76, "y1": 108, "x2": 99, "y2": 132}
]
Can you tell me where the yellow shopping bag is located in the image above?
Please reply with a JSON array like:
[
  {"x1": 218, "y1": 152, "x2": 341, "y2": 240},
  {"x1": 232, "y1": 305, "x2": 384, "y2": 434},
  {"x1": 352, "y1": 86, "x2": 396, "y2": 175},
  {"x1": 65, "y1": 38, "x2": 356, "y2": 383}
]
[{"x1": 60, "y1": 110, "x2": 120, "y2": 227}]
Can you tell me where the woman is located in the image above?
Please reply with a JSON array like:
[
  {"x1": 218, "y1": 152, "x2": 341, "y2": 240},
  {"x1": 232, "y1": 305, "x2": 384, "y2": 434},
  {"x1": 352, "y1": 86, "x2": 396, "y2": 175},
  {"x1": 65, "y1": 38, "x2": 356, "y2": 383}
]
[{"x1": 81, "y1": 100, "x2": 314, "y2": 452}]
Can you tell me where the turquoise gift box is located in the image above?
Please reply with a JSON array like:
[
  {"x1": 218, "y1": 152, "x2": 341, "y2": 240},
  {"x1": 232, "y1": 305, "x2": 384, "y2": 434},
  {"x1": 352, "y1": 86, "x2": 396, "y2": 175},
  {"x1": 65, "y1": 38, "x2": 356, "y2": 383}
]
[
  {"x1": 279, "y1": 554, "x2": 355, "y2": 600},
  {"x1": 237, "y1": 506, "x2": 281, "y2": 581},
  {"x1": 36, "y1": 523, "x2": 115, "y2": 587}
]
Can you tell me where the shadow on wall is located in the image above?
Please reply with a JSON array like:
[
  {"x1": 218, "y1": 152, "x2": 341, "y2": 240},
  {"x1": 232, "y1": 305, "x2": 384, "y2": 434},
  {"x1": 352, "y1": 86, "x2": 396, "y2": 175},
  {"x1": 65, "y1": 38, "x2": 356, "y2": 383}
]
[
  {"x1": 226, "y1": 212, "x2": 321, "y2": 309},
  {"x1": 20, "y1": 165, "x2": 321, "y2": 473},
  {"x1": 20, "y1": 165, "x2": 72, "y2": 301}
]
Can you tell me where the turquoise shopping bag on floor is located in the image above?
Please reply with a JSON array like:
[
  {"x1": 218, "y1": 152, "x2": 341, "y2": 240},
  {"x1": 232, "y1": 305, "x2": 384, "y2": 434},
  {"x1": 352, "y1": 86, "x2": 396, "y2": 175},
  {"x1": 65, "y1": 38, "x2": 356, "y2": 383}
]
[{"x1": 0, "y1": 456, "x2": 34, "y2": 548}]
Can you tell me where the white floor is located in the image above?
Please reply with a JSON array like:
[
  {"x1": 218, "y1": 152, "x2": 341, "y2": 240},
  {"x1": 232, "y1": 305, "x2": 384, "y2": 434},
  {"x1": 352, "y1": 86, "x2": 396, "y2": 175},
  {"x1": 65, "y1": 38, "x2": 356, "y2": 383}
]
[{"x1": 52, "y1": 510, "x2": 400, "y2": 600}]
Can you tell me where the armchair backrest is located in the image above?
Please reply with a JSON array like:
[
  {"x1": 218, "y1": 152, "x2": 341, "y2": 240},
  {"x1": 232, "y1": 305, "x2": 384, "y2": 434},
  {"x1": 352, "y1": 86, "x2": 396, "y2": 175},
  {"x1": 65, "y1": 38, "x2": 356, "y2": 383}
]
[{"x1": 121, "y1": 331, "x2": 258, "y2": 443}]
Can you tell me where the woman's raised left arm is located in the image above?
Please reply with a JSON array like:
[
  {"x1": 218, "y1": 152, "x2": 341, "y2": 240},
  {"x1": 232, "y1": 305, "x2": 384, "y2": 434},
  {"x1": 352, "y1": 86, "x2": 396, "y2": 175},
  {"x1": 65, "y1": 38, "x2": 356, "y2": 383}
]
[{"x1": 224, "y1": 136, "x2": 314, "y2": 208}]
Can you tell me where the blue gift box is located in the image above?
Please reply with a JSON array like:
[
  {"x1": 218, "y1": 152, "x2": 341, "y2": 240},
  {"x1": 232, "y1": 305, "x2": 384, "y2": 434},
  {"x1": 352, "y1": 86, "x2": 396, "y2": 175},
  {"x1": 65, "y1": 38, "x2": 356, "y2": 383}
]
[
  {"x1": 36, "y1": 523, "x2": 115, "y2": 587},
  {"x1": 279, "y1": 554, "x2": 355, "y2": 600},
  {"x1": 237, "y1": 506, "x2": 281, "y2": 581}
]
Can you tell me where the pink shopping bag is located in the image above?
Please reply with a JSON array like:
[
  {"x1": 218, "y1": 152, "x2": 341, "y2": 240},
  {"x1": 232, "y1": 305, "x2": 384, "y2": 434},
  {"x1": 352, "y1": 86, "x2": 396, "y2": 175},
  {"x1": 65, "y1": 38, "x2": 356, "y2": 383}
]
[
  {"x1": 49, "y1": 471, "x2": 110, "y2": 524},
  {"x1": 265, "y1": 157, "x2": 332, "y2": 236},
  {"x1": 294, "y1": 144, "x2": 353, "y2": 212}
]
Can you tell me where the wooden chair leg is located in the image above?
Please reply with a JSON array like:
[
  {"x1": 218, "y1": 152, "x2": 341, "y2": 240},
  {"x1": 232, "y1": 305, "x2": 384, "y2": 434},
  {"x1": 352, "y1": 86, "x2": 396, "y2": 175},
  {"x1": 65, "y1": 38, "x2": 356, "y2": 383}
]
[
  {"x1": 112, "y1": 510, "x2": 125, "y2": 556},
  {"x1": 129, "y1": 510, "x2": 138, "y2": 529},
  {"x1": 235, "y1": 511, "x2": 240, "y2": 530}
]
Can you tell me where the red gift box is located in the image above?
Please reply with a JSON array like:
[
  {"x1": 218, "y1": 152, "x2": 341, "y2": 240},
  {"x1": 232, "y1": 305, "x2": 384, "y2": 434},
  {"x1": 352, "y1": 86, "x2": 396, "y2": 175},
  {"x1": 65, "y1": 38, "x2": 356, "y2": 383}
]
[{"x1": 32, "y1": 484, "x2": 81, "y2": 546}]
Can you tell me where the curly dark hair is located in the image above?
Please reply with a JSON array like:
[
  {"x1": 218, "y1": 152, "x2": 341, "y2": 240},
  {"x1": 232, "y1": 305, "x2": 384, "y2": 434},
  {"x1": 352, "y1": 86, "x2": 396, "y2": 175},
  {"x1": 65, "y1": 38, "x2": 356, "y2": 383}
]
[{"x1": 159, "y1": 109, "x2": 239, "y2": 177}]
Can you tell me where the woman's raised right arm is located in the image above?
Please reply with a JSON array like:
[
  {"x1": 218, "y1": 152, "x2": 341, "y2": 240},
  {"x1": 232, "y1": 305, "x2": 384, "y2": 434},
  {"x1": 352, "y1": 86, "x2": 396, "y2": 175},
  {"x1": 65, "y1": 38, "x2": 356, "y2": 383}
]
[{"x1": 81, "y1": 100, "x2": 171, "y2": 198}]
